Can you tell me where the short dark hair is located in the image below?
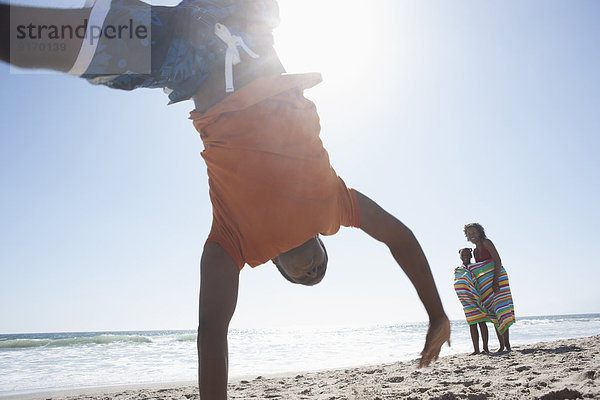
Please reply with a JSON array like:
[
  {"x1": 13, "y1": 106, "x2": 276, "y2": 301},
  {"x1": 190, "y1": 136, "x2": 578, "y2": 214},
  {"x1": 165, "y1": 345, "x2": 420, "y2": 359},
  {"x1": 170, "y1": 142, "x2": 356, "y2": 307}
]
[
  {"x1": 459, "y1": 247, "x2": 472, "y2": 255},
  {"x1": 274, "y1": 261, "x2": 299, "y2": 284},
  {"x1": 273, "y1": 236, "x2": 328, "y2": 286},
  {"x1": 463, "y1": 223, "x2": 486, "y2": 239}
]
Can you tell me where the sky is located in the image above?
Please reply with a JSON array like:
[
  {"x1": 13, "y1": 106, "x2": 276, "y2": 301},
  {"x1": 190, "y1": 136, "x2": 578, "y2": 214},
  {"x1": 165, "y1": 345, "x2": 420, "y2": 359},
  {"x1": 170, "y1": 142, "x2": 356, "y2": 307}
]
[{"x1": 0, "y1": 0, "x2": 599, "y2": 334}]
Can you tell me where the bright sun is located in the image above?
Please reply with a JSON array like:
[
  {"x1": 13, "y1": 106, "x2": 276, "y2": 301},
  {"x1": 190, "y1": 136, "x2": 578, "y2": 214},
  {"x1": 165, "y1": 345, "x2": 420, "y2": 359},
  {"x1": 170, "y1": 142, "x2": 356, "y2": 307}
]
[{"x1": 274, "y1": 0, "x2": 388, "y2": 83}]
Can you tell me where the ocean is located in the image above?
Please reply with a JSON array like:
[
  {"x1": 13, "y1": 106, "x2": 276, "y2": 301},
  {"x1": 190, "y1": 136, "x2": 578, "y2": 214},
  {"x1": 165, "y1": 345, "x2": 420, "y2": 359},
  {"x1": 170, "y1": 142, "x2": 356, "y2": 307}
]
[{"x1": 1, "y1": 313, "x2": 599, "y2": 397}]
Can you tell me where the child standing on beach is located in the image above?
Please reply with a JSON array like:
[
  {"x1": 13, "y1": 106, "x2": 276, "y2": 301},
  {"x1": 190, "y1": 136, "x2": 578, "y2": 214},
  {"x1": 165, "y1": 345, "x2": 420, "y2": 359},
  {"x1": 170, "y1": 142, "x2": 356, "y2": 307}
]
[
  {"x1": 455, "y1": 248, "x2": 490, "y2": 355},
  {"x1": 2, "y1": 1, "x2": 452, "y2": 398},
  {"x1": 464, "y1": 223, "x2": 515, "y2": 352}
]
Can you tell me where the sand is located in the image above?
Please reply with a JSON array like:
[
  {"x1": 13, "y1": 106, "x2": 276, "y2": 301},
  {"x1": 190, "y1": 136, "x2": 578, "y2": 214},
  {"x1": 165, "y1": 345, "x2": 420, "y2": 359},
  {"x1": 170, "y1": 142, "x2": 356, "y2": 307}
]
[{"x1": 9, "y1": 335, "x2": 600, "y2": 400}]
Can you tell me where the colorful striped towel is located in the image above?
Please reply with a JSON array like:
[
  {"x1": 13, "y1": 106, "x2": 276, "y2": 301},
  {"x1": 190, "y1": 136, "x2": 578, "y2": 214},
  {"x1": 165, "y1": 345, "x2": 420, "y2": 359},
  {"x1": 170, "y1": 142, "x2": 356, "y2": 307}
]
[
  {"x1": 454, "y1": 260, "x2": 515, "y2": 334},
  {"x1": 454, "y1": 264, "x2": 489, "y2": 325}
]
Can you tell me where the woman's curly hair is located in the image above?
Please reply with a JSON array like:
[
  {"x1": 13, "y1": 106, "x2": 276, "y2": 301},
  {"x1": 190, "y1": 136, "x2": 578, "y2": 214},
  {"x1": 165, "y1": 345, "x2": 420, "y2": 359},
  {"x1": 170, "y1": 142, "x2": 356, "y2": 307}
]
[{"x1": 463, "y1": 223, "x2": 486, "y2": 239}]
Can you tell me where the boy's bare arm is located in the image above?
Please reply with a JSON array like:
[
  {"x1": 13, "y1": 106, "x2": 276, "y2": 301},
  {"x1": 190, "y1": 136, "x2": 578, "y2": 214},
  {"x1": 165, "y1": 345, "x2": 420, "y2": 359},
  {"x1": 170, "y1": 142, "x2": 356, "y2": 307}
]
[
  {"x1": 198, "y1": 242, "x2": 240, "y2": 400},
  {"x1": 354, "y1": 190, "x2": 450, "y2": 367}
]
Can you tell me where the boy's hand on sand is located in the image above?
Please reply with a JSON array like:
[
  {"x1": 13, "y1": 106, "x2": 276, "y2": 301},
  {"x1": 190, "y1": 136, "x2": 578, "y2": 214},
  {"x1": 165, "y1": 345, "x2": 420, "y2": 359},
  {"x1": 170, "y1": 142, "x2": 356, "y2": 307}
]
[{"x1": 418, "y1": 315, "x2": 451, "y2": 368}]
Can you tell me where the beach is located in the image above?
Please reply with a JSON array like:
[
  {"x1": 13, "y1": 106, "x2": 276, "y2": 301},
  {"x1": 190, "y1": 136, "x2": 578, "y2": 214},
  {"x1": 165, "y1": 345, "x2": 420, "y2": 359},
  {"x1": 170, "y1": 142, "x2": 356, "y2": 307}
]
[{"x1": 8, "y1": 334, "x2": 599, "y2": 400}]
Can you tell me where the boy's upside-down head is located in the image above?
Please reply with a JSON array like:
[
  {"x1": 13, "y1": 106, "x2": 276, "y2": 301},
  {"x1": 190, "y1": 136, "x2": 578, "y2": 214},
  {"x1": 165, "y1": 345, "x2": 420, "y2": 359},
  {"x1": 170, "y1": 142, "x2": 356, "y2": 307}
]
[{"x1": 272, "y1": 236, "x2": 328, "y2": 286}]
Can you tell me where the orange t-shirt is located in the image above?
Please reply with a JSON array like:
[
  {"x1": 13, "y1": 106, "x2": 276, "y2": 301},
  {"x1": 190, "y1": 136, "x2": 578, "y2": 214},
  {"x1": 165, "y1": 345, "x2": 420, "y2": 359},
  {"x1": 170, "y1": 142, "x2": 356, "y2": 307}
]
[{"x1": 189, "y1": 73, "x2": 360, "y2": 269}]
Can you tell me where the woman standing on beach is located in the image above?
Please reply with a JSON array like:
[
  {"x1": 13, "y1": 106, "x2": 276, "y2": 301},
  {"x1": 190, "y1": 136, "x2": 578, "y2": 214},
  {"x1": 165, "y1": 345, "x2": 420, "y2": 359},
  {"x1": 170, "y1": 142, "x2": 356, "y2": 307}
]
[{"x1": 464, "y1": 223, "x2": 515, "y2": 352}]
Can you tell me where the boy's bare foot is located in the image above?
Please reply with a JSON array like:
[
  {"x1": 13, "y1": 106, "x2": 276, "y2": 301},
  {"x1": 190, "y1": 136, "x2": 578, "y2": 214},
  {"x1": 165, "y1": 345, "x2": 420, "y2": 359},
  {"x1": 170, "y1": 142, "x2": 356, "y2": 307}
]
[
  {"x1": 419, "y1": 315, "x2": 451, "y2": 368},
  {"x1": 469, "y1": 351, "x2": 480, "y2": 356}
]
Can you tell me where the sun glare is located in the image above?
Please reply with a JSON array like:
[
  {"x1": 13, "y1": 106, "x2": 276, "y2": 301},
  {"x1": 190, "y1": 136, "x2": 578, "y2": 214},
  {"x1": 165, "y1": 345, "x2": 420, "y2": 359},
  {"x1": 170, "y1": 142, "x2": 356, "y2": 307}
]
[{"x1": 275, "y1": 0, "x2": 388, "y2": 84}]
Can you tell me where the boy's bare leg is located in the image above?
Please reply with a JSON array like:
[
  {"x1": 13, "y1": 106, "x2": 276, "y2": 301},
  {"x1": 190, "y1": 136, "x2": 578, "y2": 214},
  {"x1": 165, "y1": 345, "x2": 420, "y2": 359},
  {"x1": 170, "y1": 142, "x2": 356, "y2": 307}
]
[
  {"x1": 354, "y1": 190, "x2": 450, "y2": 367},
  {"x1": 2, "y1": 4, "x2": 91, "y2": 71},
  {"x1": 478, "y1": 322, "x2": 489, "y2": 353},
  {"x1": 198, "y1": 242, "x2": 239, "y2": 399},
  {"x1": 1, "y1": 4, "x2": 8, "y2": 63},
  {"x1": 469, "y1": 324, "x2": 480, "y2": 355}
]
